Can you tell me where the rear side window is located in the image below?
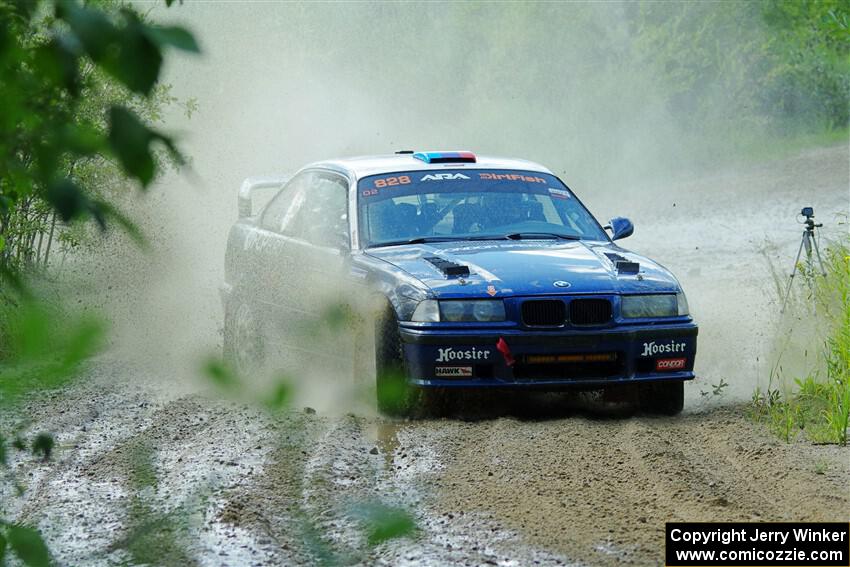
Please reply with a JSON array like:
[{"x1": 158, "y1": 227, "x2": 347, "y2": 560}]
[
  {"x1": 260, "y1": 171, "x2": 350, "y2": 248},
  {"x1": 260, "y1": 172, "x2": 311, "y2": 234},
  {"x1": 297, "y1": 173, "x2": 349, "y2": 248}
]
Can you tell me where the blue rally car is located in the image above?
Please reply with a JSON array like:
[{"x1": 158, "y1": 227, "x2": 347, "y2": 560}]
[{"x1": 221, "y1": 151, "x2": 697, "y2": 416}]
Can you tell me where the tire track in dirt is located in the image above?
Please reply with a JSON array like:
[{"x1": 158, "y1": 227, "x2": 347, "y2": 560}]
[
  {"x1": 411, "y1": 405, "x2": 849, "y2": 566},
  {"x1": 7, "y1": 378, "x2": 849, "y2": 566},
  {"x1": 646, "y1": 408, "x2": 849, "y2": 521},
  {"x1": 5, "y1": 370, "x2": 278, "y2": 566}
]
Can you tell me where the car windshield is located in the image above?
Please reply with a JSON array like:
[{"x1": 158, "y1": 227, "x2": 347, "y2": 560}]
[{"x1": 357, "y1": 169, "x2": 608, "y2": 247}]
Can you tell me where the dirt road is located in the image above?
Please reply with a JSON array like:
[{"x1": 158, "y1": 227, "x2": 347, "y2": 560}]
[
  {"x1": 4, "y1": 369, "x2": 848, "y2": 566},
  {"x1": 3, "y1": 144, "x2": 849, "y2": 566}
]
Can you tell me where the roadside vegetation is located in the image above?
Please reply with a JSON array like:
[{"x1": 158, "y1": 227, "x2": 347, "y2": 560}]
[
  {"x1": 0, "y1": 0, "x2": 199, "y2": 564},
  {"x1": 752, "y1": 238, "x2": 850, "y2": 445},
  {"x1": 0, "y1": 0, "x2": 198, "y2": 391},
  {"x1": 299, "y1": 1, "x2": 849, "y2": 179}
]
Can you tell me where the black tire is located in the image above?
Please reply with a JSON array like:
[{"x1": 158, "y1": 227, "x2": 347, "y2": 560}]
[
  {"x1": 223, "y1": 297, "x2": 265, "y2": 376},
  {"x1": 639, "y1": 381, "x2": 684, "y2": 415},
  {"x1": 374, "y1": 307, "x2": 419, "y2": 417}
]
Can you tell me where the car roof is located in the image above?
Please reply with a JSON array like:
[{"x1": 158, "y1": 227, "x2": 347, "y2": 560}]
[{"x1": 304, "y1": 152, "x2": 554, "y2": 180}]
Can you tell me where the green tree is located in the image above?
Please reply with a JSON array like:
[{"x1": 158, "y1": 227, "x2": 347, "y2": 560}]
[
  {"x1": 0, "y1": 0, "x2": 199, "y2": 274},
  {"x1": 0, "y1": 1, "x2": 198, "y2": 564}
]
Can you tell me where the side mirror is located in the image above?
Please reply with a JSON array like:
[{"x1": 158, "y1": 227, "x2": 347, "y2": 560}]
[
  {"x1": 605, "y1": 216, "x2": 634, "y2": 241},
  {"x1": 238, "y1": 176, "x2": 289, "y2": 218}
]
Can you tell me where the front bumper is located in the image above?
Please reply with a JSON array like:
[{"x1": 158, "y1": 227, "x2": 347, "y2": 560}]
[{"x1": 399, "y1": 322, "x2": 698, "y2": 388}]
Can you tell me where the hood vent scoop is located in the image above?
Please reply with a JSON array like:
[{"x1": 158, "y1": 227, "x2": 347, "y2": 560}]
[
  {"x1": 605, "y1": 253, "x2": 639, "y2": 275},
  {"x1": 425, "y1": 256, "x2": 470, "y2": 278}
]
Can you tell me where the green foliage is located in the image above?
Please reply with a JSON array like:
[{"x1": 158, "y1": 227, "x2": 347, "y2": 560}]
[
  {"x1": 114, "y1": 508, "x2": 195, "y2": 567},
  {"x1": 0, "y1": 0, "x2": 198, "y2": 272},
  {"x1": 111, "y1": 440, "x2": 197, "y2": 567},
  {"x1": 108, "y1": 105, "x2": 182, "y2": 186},
  {"x1": 31, "y1": 433, "x2": 54, "y2": 461},
  {"x1": 263, "y1": 381, "x2": 294, "y2": 413},
  {"x1": 202, "y1": 357, "x2": 240, "y2": 392},
  {"x1": 752, "y1": 239, "x2": 850, "y2": 445},
  {"x1": 0, "y1": 294, "x2": 105, "y2": 406},
  {"x1": 0, "y1": 432, "x2": 55, "y2": 566},
  {"x1": 127, "y1": 441, "x2": 157, "y2": 489},
  {"x1": 6, "y1": 524, "x2": 50, "y2": 567},
  {"x1": 634, "y1": 0, "x2": 850, "y2": 133},
  {"x1": 202, "y1": 356, "x2": 296, "y2": 414},
  {"x1": 0, "y1": 2, "x2": 197, "y2": 563},
  {"x1": 245, "y1": 1, "x2": 847, "y2": 194},
  {"x1": 351, "y1": 502, "x2": 417, "y2": 546}
]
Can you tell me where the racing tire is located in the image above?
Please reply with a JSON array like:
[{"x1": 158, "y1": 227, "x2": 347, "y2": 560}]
[
  {"x1": 638, "y1": 381, "x2": 684, "y2": 415},
  {"x1": 223, "y1": 297, "x2": 266, "y2": 376},
  {"x1": 374, "y1": 307, "x2": 430, "y2": 417}
]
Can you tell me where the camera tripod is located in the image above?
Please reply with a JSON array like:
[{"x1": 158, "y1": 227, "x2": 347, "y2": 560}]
[{"x1": 780, "y1": 210, "x2": 826, "y2": 313}]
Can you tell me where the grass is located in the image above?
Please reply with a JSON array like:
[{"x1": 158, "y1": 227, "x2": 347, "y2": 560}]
[
  {"x1": 733, "y1": 125, "x2": 849, "y2": 165},
  {"x1": 751, "y1": 238, "x2": 850, "y2": 445}
]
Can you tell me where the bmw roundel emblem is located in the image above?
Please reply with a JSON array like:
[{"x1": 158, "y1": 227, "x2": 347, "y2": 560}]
[{"x1": 553, "y1": 280, "x2": 571, "y2": 288}]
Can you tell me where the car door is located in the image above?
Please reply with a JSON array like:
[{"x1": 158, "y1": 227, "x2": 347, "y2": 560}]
[
  {"x1": 251, "y1": 171, "x2": 314, "y2": 324},
  {"x1": 262, "y1": 169, "x2": 352, "y2": 358},
  {"x1": 284, "y1": 169, "x2": 350, "y2": 311}
]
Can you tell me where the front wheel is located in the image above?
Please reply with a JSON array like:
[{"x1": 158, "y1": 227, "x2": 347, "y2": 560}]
[
  {"x1": 223, "y1": 298, "x2": 266, "y2": 376},
  {"x1": 373, "y1": 306, "x2": 450, "y2": 417},
  {"x1": 374, "y1": 308, "x2": 417, "y2": 416},
  {"x1": 639, "y1": 381, "x2": 684, "y2": 415}
]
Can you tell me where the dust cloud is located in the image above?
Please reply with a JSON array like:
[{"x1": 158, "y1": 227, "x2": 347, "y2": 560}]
[{"x1": 75, "y1": 3, "x2": 848, "y2": 407}]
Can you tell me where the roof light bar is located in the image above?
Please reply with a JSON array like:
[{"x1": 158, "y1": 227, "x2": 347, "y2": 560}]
[{"x1": 412, "y1": 151, "x2": 477, "y2": 164}]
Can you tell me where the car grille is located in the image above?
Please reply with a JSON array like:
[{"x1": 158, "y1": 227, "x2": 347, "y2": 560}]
[
  {"x1": 521, "y1": 300, "x2": 566, "y2": 326},
  {"x1": 569, "y1": 298, "x2": 612, "y2": 325}
]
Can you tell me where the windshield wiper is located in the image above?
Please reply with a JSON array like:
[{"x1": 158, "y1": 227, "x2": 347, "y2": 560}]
[
  {"x1": 503, "y1": 232, "x2": 581, "y2": 241},
  {"x1": 371, "y1": 232, "x2": 581, "y2": 248},
  {"x1": 370, "y1": 236, "x2": 463, "y2": 248}
]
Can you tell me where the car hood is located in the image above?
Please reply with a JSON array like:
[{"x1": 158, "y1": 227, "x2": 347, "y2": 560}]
[{"x1": 365, "y1": 240, "x2": 680, "y2": 298}]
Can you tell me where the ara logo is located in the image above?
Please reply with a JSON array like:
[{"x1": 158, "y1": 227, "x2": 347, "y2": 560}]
[
  {"x1": 420, "y1": 173, "x2": 470, "y2": 181},
  {"x1": 640, "y1": 340, "x2": 687, "y2": 357}
]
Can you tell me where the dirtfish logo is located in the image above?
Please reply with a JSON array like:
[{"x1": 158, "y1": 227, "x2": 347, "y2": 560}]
[
  {"x1": 436, "y1": 347, "x2": 491, "y2": 362},
  {"x1": 641, "y1": 340, "x2": 686, "y2": 357},
  {"x1": 420, "y1": 173, "x2": 470, "y2": 181}
]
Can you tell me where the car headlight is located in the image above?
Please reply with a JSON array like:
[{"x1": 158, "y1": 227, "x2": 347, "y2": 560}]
[
  {"x1": 411, "y1": 299, "x2": 506, "y2": 322},
  {"x1": 677, "y1": 291, "x2": 689, "y2": 316},
  {"x1": 442, "y1": 300, "x2": 506, "y2": 322},
  {"x1": 621, "y1": 294, "x2": 679, "y2": 318},
  {"x1": 411, "y1": 299, "x2": 440, "y2": 322}
]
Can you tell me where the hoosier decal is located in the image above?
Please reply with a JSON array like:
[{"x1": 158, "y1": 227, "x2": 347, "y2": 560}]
[
  {"x1": 436, "y1": 347, "x2": 491, "y2": 362},
  {"x1": 640, "y1": 340, "x2": 686, "y2": 357}
]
